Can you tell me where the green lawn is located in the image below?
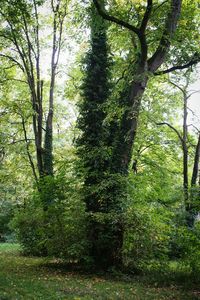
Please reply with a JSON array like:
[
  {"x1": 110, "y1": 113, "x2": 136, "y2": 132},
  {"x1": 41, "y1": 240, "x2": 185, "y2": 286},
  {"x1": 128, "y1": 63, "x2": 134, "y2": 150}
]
[{"x1": 0, "y1": 243, "x2": 199, "y2": 300}]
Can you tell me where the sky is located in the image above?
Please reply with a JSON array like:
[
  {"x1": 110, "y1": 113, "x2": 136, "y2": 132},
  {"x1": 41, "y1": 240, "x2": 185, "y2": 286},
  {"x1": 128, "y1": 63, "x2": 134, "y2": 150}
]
[{"x1": 187, "y1": 77, "x2": 200, "y2": 131}]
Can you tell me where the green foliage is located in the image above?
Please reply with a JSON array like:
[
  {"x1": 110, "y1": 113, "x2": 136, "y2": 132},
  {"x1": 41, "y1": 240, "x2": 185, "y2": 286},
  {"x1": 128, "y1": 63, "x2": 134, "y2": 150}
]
[{"x1": 75, "y1": 4, "x2": 131, "y2": 268}]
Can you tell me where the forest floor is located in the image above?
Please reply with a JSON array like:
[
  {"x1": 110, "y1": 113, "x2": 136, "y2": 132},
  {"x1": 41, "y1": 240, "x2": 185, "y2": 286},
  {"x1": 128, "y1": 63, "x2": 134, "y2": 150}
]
[{"x1": 0, "y1": 243, "x2": 200, "y2": 300}]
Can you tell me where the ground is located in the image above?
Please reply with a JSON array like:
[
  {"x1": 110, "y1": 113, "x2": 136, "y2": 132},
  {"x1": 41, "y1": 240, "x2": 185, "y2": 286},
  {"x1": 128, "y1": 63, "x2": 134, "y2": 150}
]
[{"x1": 0, "y1": 243, "x2": 200, "y2": 299}]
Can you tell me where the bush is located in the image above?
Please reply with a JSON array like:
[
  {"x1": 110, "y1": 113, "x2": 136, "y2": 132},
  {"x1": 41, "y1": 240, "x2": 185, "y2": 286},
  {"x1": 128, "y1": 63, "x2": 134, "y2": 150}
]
[
  {"x1": 11, "y1": 174, "x2": 89, "y2": 262},
  {"x1": 171, "y1": 222, "x2": 200, "y2": 274},
  {"x1": 11, "y1": 205, "x2": 46, "y2": 256},
  {"x1": 123, "y1": 203, "x2": 172, "y2": 271},
  {"x1": 0, "y1": 200, "x2": 16, "y2": 243}
]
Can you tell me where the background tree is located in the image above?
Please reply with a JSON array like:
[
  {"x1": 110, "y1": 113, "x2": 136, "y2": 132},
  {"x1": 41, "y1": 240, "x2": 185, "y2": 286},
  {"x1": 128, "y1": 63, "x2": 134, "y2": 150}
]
[
  {"x1": 0, "y1": 0, "x2": 68, "y2": 181},
  {"x1": 157, "y1": 74, "x2": 200, "y2": 226}
]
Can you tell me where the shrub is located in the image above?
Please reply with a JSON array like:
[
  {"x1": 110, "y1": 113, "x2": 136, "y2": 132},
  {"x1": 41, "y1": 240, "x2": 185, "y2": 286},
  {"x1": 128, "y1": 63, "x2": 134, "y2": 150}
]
[
  {"x1": 0, "y1": 200, "x2": 16, "y2": 243},
  {"x1": 11, "y1": 173, "x2": 89, "y2": 262},
  {"x1": 172, "y1": 223, "x2": 200, "y2": 274},
  {"x1": 123, "y1": 203, "x2": 172, "y2": 271}
]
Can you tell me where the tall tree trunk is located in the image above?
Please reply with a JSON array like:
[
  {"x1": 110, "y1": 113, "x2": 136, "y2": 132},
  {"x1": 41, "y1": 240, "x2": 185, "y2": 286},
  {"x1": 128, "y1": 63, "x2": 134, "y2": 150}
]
[{"x1": 43, "y1": 15, "x2": 57, "y2": 176}]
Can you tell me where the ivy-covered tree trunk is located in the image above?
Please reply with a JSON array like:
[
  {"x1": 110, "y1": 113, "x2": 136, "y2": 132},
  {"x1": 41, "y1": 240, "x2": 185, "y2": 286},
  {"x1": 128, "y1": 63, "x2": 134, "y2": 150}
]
[{"x1": 77, "y1": 3, "x2": 124, "y2": 268}]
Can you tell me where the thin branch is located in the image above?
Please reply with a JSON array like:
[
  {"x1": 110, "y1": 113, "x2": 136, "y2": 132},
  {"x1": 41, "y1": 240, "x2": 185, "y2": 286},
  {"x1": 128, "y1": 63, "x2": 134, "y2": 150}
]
[
  {"x1": 0, "y1": 78, "x2": 28, "y2": 84},
  {"x1": 187, "y1": 90, "x2": 200, "y2": 99},
  {"x1": 191, "y1": 133, "x2": 200, "y2": 186},
  {"x1": 188, "y1": 124, "x2": 200, "y2": 134},
  {"x1": 55, "y1": 16, "x2": 65, "y2": 67},
  {"x1": 1, "y1": 63, "x2": 17, "y2": 70},
  {"x1": 168, "y1": 80, "x2": 185, "y2": 94},
  {"x1": 156, "y1": 122, "x2": 183, "y2": 143},
  {"x1": 8, "y1": 138, "x2": 35, "y2": 145},
  {"x1": 21, "y1": 12, "x2": 37, "y2": 59},
  {"x1": 187, "y1": 107, "x2": 200, "y2": 122},
  {"x1": 152, "y1": 0, "x2": 168, "y2": 15},
  {"x1": 0, "y1": 54, "x2": 24, "y2": 72},
  {"x1": 115, "y1": 69, "x2": 128, "y2": 85}
]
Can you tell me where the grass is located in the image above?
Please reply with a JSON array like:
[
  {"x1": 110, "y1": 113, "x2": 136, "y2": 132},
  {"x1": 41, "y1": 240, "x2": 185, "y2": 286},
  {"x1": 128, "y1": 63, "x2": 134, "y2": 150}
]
[{"x1": 0, "y1": 243, "x2": 200, "y2": 299}]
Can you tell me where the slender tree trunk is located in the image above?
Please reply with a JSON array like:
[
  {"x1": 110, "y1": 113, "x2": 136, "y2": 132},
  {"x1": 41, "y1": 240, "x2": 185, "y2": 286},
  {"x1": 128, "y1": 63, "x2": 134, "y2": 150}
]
[
  {"x1": 189, "y1": 133, "x2": 200, "y2": 225},
  {"x1": 43, "y1": 18, "x2": 57, "y2": 176},
  {"x1": 21, "y1": 116, "x2": 38, "y2": 184},
  {"x1": 43, "y1": 2, "x2": 65, "y2": 176},
  {"x1": 182, "y1": 95, "x2": 189, "y2": 210}
]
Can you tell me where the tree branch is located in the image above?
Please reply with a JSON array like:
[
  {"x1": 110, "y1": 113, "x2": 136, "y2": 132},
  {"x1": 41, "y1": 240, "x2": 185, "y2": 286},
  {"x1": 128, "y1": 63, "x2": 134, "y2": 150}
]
[
  {"x1": 0, "y1": 54, "x2": 24, "y2": 72},
  {"x1": 168, "y1": 80, "x2": 186, "y2": 94},
  {"x1": 155, "y1": 56, "x2": 200, "y2": 75},
  {"x1": 92, "y1": 0, "x2": 140, "y2": 35},
  {"x1": 8, "y1": 138, "x2": 35, "y2": 145},
  {"x1": 148, "y1": 0, "x2": 182, "y2": 72},
  {"x1": 140, "y1": 0, "x2": 153, "y2": 33},
  {"x1": 152, "y1": 0, "x2": 168, "y2": 14},
  {"x1": 156, "y1": 122, "x2": 183, "y2": 143},
  {"x1": 0, "y1": 78, "x2": 28, "y2": 85},
  {"x1": 191, "y1": 133, "x2": 200, "y2": 186}
]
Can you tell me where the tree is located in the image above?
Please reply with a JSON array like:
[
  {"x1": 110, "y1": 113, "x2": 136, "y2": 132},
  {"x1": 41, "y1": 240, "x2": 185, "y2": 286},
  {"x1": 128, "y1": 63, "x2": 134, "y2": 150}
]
[
  {"x1": 79, "y1": 0, "x2": 200, "y2": 267},
  {"x1": 0, "y1": 0, "x2": 68, "y2": 182},
  {"x1": 157, "y1": 74, "x2": 200, "y2": 226}
]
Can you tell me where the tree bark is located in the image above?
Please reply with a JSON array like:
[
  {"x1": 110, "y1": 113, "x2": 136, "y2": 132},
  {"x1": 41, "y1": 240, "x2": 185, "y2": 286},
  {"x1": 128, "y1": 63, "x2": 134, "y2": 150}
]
[
  {"x1": 111, "y1": 67, "x2": 148, "y2": 173},
  {"x1": 191, "y1": 133, "x2": 200, "y2": 186}
]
